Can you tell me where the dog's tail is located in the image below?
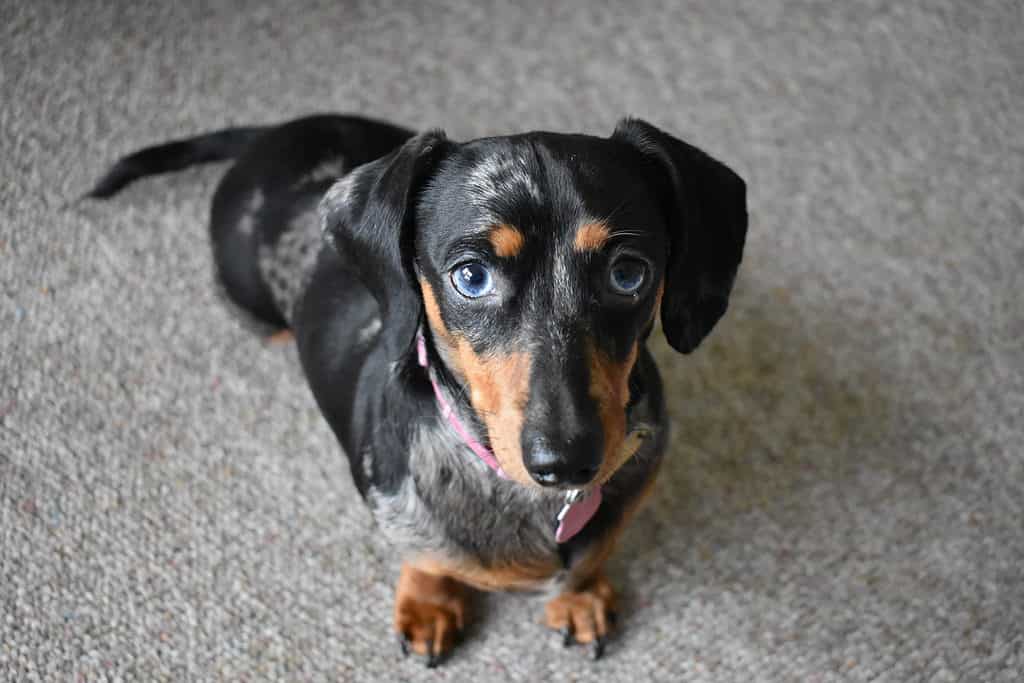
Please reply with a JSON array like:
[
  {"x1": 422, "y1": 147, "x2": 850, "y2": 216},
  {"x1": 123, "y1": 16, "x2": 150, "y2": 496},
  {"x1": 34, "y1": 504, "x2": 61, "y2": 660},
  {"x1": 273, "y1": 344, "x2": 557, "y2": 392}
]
[{"x1": 84, "y1": 126, "x2": 268, "y2": 199}]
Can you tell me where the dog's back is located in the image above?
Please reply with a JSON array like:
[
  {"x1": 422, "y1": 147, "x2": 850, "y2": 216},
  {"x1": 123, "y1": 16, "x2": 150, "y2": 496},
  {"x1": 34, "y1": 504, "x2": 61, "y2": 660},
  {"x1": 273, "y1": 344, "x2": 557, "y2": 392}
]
[{"x1": 88, "y1": 114, "x2": 413, "y2": 327}]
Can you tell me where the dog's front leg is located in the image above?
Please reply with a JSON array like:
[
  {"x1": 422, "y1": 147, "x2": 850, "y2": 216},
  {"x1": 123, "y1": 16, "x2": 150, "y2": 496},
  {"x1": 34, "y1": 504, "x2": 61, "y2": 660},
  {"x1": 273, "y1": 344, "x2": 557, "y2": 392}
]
[
  {"x1": 394, "y1": 561, "x2": 468, "y2": 667},
  {"x1": 545, "y1": 564, "x2": 618, "y2": 660},
  {"x1": 544, "y1": 477, "x2": 657, "y2": 659}
]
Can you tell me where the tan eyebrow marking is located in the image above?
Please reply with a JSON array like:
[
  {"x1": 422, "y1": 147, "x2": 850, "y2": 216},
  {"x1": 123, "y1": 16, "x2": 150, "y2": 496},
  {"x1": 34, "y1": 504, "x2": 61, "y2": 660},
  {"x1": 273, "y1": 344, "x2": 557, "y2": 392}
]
[
  {"x1": 488, "y1": 223, "x2": 526, "y2": 258},
  {"x1": 574, "y1": 221, "x2": 611, "y2": 252}
]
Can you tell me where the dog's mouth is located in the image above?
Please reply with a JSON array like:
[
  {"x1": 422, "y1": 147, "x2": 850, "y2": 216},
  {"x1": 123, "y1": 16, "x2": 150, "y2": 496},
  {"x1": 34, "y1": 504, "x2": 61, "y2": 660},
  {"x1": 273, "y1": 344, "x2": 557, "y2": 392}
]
[
  {"x1": 485, "y1": 422, "x2": 655, "y2": 493},
  {"x1": 449, "y1": 375, "x2": 655, "y2": 491}
]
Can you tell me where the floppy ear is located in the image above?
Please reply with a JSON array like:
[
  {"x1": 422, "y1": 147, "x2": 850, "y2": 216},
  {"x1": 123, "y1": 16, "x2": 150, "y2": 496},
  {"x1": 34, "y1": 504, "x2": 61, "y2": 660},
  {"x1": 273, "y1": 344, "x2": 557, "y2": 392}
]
[
  {"x1": 319, "y1": 131, "x2": 450, "y2": 338},
  {"x1": 612, "y1": 118, "x2": 748, "y2": 354}
]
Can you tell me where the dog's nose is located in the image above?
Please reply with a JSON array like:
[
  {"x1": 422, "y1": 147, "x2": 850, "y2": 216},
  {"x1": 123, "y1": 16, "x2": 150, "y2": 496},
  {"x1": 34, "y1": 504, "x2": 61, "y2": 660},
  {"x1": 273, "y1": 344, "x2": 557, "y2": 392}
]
[{"x1": 522, "y1": 439, "x2": 601, "y2": 488}]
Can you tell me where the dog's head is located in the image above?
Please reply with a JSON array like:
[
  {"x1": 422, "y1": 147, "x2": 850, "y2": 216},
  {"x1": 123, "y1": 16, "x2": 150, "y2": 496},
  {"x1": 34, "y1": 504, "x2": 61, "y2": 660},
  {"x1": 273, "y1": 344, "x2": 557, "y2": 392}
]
[{"x1": 321, "y1": 119, "x2": 747, "y2": 489}]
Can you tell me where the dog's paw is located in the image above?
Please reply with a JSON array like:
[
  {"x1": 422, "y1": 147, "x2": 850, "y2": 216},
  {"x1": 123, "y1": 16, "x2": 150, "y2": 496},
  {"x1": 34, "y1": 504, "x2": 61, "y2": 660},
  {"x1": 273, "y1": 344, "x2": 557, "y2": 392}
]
[
  {"x1": 544, "y1": 573, "x2": 617, "y2": 660},
  {"x1": 394, "y1": 566, "x2": 467, "y2": 667}
]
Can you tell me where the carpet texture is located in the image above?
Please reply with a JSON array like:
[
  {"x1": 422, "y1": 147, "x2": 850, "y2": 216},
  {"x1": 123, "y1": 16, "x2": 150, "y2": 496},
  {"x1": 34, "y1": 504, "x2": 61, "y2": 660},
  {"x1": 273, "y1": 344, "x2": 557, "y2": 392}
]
[{"x1": 2, "y1": 1, "x2": 1021, "y2": 680}]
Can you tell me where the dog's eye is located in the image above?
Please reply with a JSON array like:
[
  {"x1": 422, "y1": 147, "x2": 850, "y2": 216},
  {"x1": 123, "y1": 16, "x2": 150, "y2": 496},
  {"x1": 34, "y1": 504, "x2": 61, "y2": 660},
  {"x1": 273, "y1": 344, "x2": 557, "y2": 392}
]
[
  {"x1": 608, "y1": 258, "x2": 647, "y2": 296},
  {"x1": 450, "y1": 262, "x2": 494, "y2": 298}
]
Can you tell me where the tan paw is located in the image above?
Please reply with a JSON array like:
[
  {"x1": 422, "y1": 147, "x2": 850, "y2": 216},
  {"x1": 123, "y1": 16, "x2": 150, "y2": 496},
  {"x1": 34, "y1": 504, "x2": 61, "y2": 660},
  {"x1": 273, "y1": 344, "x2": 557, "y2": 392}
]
[
  {"x1": 544, "y1": 573, "x2": 617, "y2": 659},
  {"x1": 394, "y1": 565, "x2": 467, "y2": 667}
]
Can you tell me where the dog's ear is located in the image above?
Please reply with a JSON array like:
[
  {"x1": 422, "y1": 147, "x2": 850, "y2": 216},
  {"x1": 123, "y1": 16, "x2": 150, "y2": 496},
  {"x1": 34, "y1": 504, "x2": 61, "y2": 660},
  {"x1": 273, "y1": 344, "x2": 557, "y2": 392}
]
[
  {"x1": 612, "y1": 118, "x2": 748, "y2": 354},
  {"x1": 319, "y1": 131, "x2": 450, "y2": 332}
]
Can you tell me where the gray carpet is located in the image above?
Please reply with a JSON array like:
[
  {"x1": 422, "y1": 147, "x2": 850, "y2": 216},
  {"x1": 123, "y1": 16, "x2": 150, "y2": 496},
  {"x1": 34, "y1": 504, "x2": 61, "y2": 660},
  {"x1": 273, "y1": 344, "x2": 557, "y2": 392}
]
[{"x1": 2, "y1": 0, "x2": 1021, "y2": 680}]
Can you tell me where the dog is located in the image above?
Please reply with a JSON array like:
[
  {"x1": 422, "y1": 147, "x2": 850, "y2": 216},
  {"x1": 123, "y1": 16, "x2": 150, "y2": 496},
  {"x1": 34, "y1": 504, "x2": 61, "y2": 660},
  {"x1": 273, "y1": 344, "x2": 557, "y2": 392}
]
[{"x1": 87, "y1": 113, "x2": 747, "y2": 665}]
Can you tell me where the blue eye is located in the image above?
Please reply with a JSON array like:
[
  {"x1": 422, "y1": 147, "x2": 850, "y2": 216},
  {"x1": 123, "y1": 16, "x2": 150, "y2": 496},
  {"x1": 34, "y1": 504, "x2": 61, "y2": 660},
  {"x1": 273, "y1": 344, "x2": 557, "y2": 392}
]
[
  {"x1": 451, "y1": 262, "x2": 494, "y2": 298},
  {"x1": 609, "y1": 258, "x2": 647, "y2": 296}
]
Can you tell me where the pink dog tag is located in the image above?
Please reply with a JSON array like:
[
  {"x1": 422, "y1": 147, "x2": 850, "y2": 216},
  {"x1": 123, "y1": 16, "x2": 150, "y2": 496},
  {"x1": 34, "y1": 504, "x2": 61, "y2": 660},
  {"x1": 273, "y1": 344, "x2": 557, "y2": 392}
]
[{"x1": 555, "y1": 488, "x2": 603, "y2": 543}]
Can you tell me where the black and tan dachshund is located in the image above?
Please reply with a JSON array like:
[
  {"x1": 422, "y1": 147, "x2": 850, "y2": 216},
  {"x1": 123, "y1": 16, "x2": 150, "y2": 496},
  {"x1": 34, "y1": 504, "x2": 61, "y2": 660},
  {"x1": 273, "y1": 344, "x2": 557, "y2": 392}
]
[{"x1": 88, "y1": 113, "x2": 747, "y2": 665}]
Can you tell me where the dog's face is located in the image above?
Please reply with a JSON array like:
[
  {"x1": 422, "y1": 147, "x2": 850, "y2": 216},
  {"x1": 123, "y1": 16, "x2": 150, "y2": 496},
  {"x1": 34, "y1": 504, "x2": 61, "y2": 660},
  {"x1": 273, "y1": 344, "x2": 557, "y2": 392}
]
[
  {"x1": 414, "y1": 136, "x2": 669, "y2": 488},
  {"x1": 321, "y1": 119, "x2": 747, "y2": 490}
]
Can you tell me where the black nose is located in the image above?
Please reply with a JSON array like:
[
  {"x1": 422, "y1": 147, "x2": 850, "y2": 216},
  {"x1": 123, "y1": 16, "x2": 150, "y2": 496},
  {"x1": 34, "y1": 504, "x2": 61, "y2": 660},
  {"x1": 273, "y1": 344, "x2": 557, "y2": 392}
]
[{"x1": 522, "y1": 439, "x2": 601, "y2": 488}]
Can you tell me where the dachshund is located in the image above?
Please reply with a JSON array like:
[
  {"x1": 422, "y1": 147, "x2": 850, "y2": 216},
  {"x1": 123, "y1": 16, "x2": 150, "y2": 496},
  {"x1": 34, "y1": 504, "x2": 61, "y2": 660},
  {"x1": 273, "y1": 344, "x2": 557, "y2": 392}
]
[{"x1": 87, "y1": 113, "x2": 747, "y2": 665}]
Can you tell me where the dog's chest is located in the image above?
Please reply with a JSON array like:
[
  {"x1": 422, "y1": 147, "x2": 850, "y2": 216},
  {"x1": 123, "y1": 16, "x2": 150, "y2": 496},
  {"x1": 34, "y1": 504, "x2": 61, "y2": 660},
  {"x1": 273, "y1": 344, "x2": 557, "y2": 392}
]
[{"x1": 367, "y1": 422, "x2": 562, "y2": 568}]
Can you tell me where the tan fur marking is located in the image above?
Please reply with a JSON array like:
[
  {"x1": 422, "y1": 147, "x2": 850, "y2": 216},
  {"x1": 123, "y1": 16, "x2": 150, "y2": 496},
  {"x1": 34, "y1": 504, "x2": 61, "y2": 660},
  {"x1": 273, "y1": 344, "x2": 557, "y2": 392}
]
[
  {"x1": 489, "y1": 223, "x2": 525, "y2": 258},
  {"x1": 652, "y1": 281, "x2": 665, "y2": 323},
  {"x1": 417, "y1": 555, "x2": 559, "y2": 592},
  {"x1": 452, "y1": 339, "x2": 534, "y2": 485},
  {"x1": 419, "y1": 279, "x2": 535, "y2": 487},
  {"x1": 544, "y1": 572, "x2": 617, "y2": 644},
  {"x1": 394, "y1": 562, "x2": 468, "y2": 658},
  {"x1": 588, "y1": 341, "x2": 640, "y2": 484},
  {"x1": 574, "y1": 221, "x2": 611, "y2": 252},
  {"x1": 265, "y1": 329, "x2": 294, "y2": 346},
  {"x1": 420, "y1": 280, "x2": 450, "y2": 343}
]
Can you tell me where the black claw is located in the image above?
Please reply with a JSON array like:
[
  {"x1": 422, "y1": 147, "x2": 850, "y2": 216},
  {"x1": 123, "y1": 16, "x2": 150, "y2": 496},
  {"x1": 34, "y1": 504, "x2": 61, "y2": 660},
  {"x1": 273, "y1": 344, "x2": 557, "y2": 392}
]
[
  {"x1": 592, "y1": 636, "x2": 606, "y2": 661},
  {"x1": 398, "y1": 634, "x2": 410, "y2": 657},
  {"x1": 561, "y1": 625, "x2": 574, "y2": 647},
  {"x1": 424, "y1": 640, "x2": 437, "y2": 668}
]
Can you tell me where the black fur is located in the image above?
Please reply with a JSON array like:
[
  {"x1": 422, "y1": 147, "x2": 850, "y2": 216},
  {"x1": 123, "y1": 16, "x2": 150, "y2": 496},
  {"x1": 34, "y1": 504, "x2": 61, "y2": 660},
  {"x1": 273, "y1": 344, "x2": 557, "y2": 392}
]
[
  {"x1": 85, "y1": 126, "x2": 268, "y2": 199},
  {"x1": 89, "y1": 113, "x2": 747, "y2": 657},
  {"x1": 612, "y1": 119, "x2": 748, "y2": 354}
]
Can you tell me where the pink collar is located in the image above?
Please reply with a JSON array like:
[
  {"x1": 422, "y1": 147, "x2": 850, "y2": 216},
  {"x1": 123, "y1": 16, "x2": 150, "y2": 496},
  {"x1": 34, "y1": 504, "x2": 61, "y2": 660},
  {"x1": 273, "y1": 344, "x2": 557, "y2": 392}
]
[
  {"x1": 416, "y1": 333, "x2": 601, "y2": 543},
  {"x1": 416, "y1": 333, "x2": 507, "y2": 477}
]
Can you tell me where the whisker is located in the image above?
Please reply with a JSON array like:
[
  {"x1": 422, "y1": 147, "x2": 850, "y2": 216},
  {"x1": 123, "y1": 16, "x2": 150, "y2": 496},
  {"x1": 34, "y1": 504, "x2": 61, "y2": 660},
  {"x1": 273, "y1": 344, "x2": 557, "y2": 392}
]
[
  {"x1": 598, "y1": 196, "x2": 633, "y2": 226},
  {"x1": 607, "y1": 229, "x2": 645, "y2": 240}
]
